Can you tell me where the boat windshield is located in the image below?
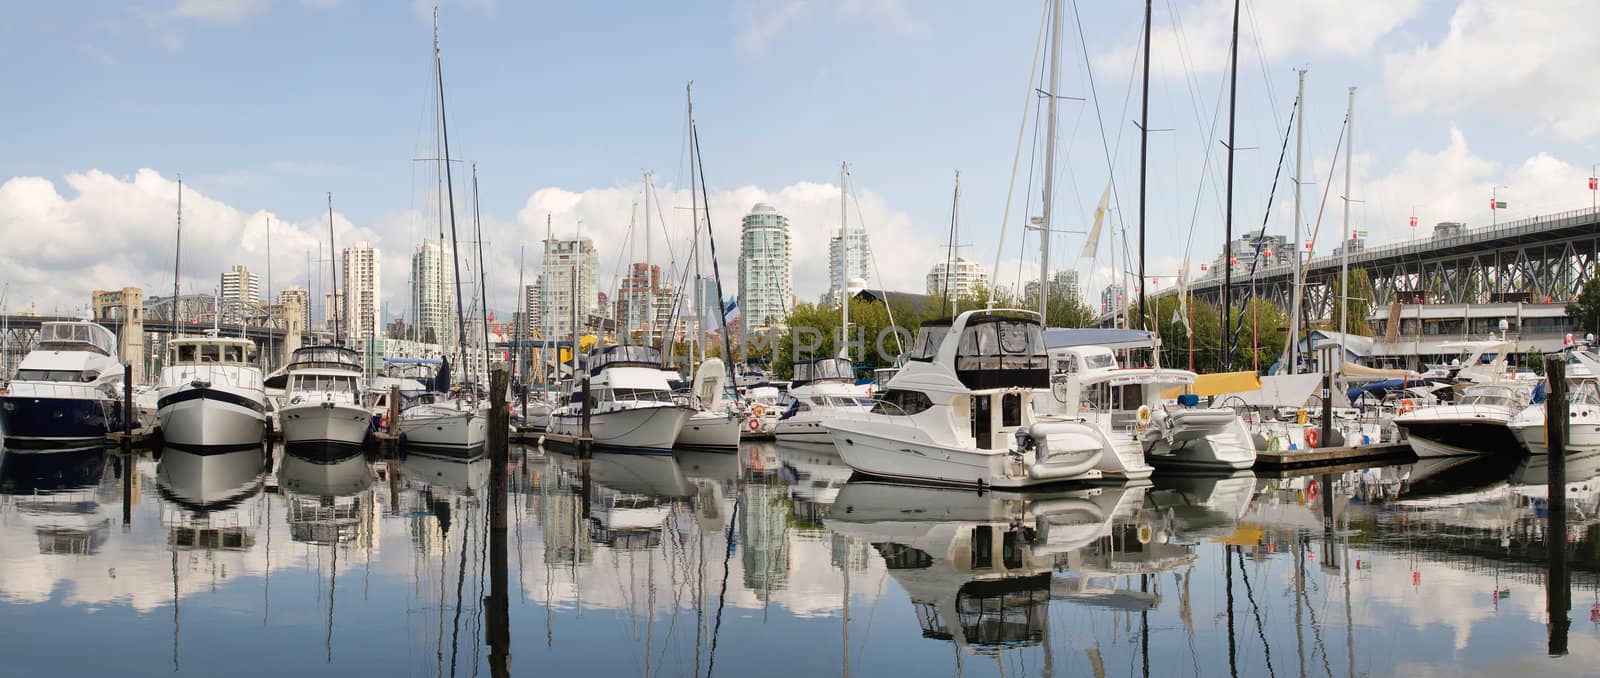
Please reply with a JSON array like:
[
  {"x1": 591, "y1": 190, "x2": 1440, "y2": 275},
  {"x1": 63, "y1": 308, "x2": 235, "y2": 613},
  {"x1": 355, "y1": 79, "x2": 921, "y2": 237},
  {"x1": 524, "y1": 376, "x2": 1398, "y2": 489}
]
[
  {"x1": 1459, "y1": 386, "x2": 1523, "y2": 407},
  {"x1": 290, "y1": 346, "x2": 361, "y2": 370},
  {"x1": 170, "y1": 341, "x2": 250, "y2": 365},
  {"x1": 793, "y1": 358, "x2": 853, "y2": 383},
  {"x1": 38, "y1": 322, "x2": 116, "y2": 356},
  {"x1": 589, "y1": 345, "x2": 662, "y2": 374},
  {"x1": 292, "y1": 374, "x2": 360, "y2": 395},
  {"x1": 908, "y1": 320, "x2": 952, "y2": 362},
  {"x1": 954, "y1": 317, "x2": 1047, "y2": 389},
  {"x1": 14, "y1": 369, "x2": 98, "y2": 383}
]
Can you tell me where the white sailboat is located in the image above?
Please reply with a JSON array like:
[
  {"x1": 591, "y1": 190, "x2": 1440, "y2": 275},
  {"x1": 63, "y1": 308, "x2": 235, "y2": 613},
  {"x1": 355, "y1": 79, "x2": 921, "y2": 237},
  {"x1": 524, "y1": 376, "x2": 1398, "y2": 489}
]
[{"x1": 675, "y1": 357, "x2": 741, "y2": 449}]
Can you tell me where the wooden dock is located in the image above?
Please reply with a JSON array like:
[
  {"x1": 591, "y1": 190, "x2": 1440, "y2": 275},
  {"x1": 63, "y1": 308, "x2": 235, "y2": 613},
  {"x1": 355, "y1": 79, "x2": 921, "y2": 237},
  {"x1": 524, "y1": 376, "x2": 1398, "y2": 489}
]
[{"x1": 1254, "y1": 442, "x2": 1412, "y2": 470}]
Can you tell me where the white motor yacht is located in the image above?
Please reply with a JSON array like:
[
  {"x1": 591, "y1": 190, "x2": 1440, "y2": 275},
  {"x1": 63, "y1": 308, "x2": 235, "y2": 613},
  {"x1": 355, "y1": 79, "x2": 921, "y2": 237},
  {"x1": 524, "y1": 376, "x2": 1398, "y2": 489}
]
[
  {"x1": 1397, "y1": 382, "x2": 1533, "y2": 457},
  {"x1": 0, "y1": 321, "x2": 126, "y2": 445},
  {"x1": 156, "y1": 334, "x2": 268, "y2": 449},
  {"x1": 773, "y1": 358, "x2": 874, "y2": 442},
  {"x1": 275, "y1": 346, "x2": 371, "y2": 447},
  {"x1": 738, "y1": 382, "x2": 787, "y2": 439},
  {"x1": 1509, "y1": 352, "x2": 1600, "y2": 454},
  {"x1": 675, "y1": 357, "x2": 742, "y2": 450},
  {"x1": 823, "y1": 310, "x2": 1103, "y2": 488},
  {"x1": 548, "y1": 345, "x2": 692, "y2": 453}
]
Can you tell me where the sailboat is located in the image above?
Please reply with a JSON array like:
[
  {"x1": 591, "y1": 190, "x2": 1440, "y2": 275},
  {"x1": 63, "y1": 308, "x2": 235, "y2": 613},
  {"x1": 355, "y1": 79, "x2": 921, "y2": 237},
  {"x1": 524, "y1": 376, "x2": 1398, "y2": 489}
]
[{"x1": 396, "y1": 11, "x2": 488, "y2": 455}]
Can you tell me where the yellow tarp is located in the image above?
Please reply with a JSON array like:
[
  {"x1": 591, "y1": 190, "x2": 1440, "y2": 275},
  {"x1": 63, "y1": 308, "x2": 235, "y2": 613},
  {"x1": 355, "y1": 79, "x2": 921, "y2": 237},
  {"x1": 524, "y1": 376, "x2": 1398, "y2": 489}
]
[
  {"x1": 1161, "y1": 370, "x2": 1262, "y2": 399},
  {"x1": 1212, "y1": 525, "x2": 1266, "y2": 547}
]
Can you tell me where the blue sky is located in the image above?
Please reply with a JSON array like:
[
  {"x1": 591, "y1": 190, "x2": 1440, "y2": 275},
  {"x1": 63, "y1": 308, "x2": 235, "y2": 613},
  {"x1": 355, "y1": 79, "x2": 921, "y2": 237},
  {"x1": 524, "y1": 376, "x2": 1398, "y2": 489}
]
[{"x1": 4, "y1": 0, "x2": 1598, "y2": 319}]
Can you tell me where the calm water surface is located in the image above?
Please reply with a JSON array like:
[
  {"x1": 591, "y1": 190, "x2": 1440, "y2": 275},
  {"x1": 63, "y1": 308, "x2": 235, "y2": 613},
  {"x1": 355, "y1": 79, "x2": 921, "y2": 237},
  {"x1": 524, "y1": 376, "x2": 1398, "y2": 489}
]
[{"x1": 1, "y1": 441, "x2": 1598, "y2": 677}]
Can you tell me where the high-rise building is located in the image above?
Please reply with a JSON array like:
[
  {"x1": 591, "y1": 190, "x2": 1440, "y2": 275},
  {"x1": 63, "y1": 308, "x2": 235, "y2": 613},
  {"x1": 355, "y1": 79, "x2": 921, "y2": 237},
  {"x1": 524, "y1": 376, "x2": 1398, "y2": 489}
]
[
  {"x1": 323, "y1": 289, "x2": 345, "y2": 333},
  {"x1": 925, "y1": 257, "x2": 987, "y2": 302},
  {"x1": 341, "y1": 241, "x2": 381, "y2": 342},
  {"x1": 538, "y1": 237, "x2": 597, "y2": 341},
  {"x1": 615, "y1": 263, "x2": 661, "y2": 340},
  {"x1": 1100, "y1": 284, "x2": 1126, "y2": 315},
  {"x1": 410, "y1": 240, "x2": 456, "y2": 346},
  {"x1": 220, "y1": 264, "x2": 261, "y2": 324},
  {"x1": 737, "y1": 203, "x2": 793, "y2": 329},
  {"x1": 522, "y1": 281, "x2": 540, "y2": 339},
  {"x1": 1205, "y1": 228, "x2": 1291, "y2": 278},
  {"x1": 828, "y1": 226, "x2": 870, "y2": 302},
  {"x1": 277, "y1": 284, "x2": 311, "y2": 332},
  {"x1": 1023, "y1": 269, "x2": 1080, "y2": 303}
]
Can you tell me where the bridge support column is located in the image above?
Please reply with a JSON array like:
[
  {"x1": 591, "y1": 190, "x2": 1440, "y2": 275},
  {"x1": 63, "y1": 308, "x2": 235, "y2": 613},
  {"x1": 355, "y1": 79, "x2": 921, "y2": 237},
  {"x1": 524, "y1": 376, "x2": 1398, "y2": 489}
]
[
  {"x1": 93, "y1": 288, "x2": 144, "y2": 383},
  {"x1": 276, "y1": 299, "x2": 303, "y2": 366}
]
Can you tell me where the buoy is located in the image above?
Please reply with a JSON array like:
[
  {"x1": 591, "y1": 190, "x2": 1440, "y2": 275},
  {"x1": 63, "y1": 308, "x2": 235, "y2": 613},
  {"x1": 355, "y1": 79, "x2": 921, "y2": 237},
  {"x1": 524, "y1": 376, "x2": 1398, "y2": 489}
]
[
  {"x1": 751, "y1": 404, "x2": 766, "y2": 418},
  {"x1": 1399, "y1": 399, "x2": 1416, "y2": 415},
  {"x1": 1306, "y1": 479, "x2": 1320, "y2": 503},
  {"x1": 1306, "y1": 427, "x2": 1321, "y2": 448},
  {"x1": 748, "y1": 417, "x2": 761, "y2": 431},
  {"x1": 1136, "y1": 405, "x2": 1153, "y2": 427},
  {"x1": 379, "y1": 412, "x2": 390, "y2": 432}
]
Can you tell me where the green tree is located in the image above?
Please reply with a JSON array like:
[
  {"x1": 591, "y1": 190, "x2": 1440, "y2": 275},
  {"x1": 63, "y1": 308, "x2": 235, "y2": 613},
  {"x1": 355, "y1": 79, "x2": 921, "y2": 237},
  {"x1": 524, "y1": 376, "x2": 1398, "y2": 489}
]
[
  {"x1": 1525, "y1": 348, "x2": 1545, "y2": 376},
  {"x1": 1567, "y1": 265, "x2": 1600, "y2": 340},
  {"x1": 1327, "y1": 268, "x2": 1374, "y2": 336}
]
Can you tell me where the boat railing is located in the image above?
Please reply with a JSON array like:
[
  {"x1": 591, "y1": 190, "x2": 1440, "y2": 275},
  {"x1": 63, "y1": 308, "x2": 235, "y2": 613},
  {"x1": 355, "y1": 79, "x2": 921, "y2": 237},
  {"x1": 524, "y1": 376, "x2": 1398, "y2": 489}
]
[{"x1": 4, "y1": 381, "x2": 111, "y2": 400}]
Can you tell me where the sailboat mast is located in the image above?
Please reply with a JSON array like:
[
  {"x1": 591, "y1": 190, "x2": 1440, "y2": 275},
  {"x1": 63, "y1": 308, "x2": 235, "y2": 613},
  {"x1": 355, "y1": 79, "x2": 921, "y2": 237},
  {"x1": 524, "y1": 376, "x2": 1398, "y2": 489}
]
[
  {"x1": 839, "y1": 161, "x2": 849, "y2": 358},
  {"x1": 328, "y1": 193, "x2": 340, "y2": 347},
  {"x1": 942, "y1": 172, "x2": 960, "y2": 316},
  {"x1": 688, "y1": 83, "x2": 704, "y2": 365},
  {"x1": 644, "y1": 171, "x2": 655, "y2": 347},
  {"x1": 1137, "y1": 0, "x2": 1150, "y2": 331},
  {"x1": 265, "y1": 215, "x2": 273, "y2": 366},
  {"x1": 473, "y1": 163, "x2": 491, "y2": 385},
  {"x1": 1039, "y1": 0, "x2": 1063, "y2": 326},
  {"x1": 434, "y1": 9, "x2": 470, "y2": 390},
  {"x1": 173, "y1": 176, "x2": 183, "y2": 336},
  {"x1": 1340, "y1": 86, "x2": 1355, "y2": 370},
  {"x1": 516, "y1": 243, "x2": 526, "y2": 388},
  {"x1": 1288, "y1": 69, "x2": 1306, "y2": 374},
  {"x1": 1222, "y1": 0, "x2": 1240, "y2": 370}
]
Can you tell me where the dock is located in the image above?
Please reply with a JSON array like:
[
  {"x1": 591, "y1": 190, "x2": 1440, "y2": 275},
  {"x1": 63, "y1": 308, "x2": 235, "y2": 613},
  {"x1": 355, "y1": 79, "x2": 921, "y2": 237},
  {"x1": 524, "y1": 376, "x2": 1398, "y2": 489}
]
[{"x1": 1254, "y1": 442, "x2": 1412, "y2": 470}]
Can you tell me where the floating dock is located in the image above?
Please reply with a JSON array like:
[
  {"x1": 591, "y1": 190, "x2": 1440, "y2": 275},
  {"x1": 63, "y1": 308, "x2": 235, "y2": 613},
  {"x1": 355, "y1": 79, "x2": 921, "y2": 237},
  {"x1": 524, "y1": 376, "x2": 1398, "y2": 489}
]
[{"x1": 1253, "y1": 442, "x2": 1412, "y2": 470}]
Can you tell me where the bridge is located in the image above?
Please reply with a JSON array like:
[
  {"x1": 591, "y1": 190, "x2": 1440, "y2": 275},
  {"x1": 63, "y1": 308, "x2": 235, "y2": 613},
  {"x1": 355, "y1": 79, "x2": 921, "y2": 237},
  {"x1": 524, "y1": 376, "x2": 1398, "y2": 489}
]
[{"x1": 1165, "y1": 207, "x2": 1600, "y2": 319}]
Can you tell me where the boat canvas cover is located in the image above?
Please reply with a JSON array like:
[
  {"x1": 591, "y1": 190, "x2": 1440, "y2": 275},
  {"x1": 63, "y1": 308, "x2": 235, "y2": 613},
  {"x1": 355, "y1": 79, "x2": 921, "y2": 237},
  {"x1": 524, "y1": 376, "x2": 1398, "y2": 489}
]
[{"x1": 1160, "y1": 371, "x2": 1262, "y2": 399}]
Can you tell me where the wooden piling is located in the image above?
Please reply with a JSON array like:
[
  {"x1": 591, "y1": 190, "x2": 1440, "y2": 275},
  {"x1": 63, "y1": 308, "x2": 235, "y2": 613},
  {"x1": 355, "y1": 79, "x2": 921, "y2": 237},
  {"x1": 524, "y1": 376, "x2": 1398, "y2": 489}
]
[
  {"x1": 388, "y1": 385, "x2": 400, "y2": 434},
  {"x1": 485, "y1": 365, "x2": 511, "y2": 676},
  {"x1": 1546, "y1": 355, "x2": 1570, "y2": 655},
  {"x1": 123, "y1": 365, "x2": 133, "y2": 439},
  {"x1": 578, "y1": 375, "x2": 592, "y2": 458}
]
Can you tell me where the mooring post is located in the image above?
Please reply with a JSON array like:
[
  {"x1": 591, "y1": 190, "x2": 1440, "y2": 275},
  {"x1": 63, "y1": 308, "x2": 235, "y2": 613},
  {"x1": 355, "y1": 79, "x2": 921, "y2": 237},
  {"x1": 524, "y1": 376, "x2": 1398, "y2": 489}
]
[
  {"x1": 485, "y1": 365, "x2": 511, "y2": 677},
  {"x1": 388, "y1": 385, "x2": 400, "y2": 433},
  {"x1": 1546, "y1": 355, "x2": 1570, "y2": 656},
  {"x1": 123, "y1": 364, "x2": 134, "y2": 440},
  {"x1": 579, "y1": 375, "x2": 593, "y2": 458},
  {"x1": 488, "y1": 366, "x2": 509, "y2": 530}
]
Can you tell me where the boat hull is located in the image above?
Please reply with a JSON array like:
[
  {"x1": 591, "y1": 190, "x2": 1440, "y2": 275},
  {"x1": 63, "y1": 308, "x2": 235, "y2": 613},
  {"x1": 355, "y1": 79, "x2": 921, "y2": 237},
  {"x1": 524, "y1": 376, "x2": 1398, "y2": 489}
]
[
  {"x1": 1143, "y1": 410, "x2": 1257, "y2": 470},
  {"x1": 549, "y1": 406, "x2": 692, "y2": 453},
  {"x1": 279, "y1": 401, "x2": 371, "y2": 446},
  {"x1": 399, "y1": 405, "x2": 489, "y2": 454},
  {"x1": 825, "y1": 420, "x2": 1102, "y2": 489},
  {"x1": 0, "y1": 395, "x2": 121, "y2": 443},
  {"x1": 676, "y1": 410, "x2": 741, "y2": 450},
  {"x1": 157, "y1": 384, "x2": 267, "y2": 449},
  {"x1": 1399, "y1": 420, "x2": 1521, "y2": 457}
]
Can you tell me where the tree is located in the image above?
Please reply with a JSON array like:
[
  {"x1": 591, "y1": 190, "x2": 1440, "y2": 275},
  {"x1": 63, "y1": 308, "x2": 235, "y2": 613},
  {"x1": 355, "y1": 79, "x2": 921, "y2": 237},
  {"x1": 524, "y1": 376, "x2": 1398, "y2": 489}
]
[
  {"x1": 1567, "y1": 265, "x2": 1600, "y2": 340},
  {"x1": 1525, "y1": 348, "x2": 1545, "y2": 376},
  {"x1": 1327, "y1": 268, "x2": 1374, "y2": 336}
]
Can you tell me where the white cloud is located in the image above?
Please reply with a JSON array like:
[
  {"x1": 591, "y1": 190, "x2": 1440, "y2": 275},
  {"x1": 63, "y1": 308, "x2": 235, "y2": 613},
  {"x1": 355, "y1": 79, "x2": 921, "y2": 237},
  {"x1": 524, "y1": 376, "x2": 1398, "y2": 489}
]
[
  {"x1": 738, "y1": 0, "x2": 811, "y2": 56},
  {"x1": 1100, "y1": 0, "x2": 1423, "y2": 78},
  {"x1": 1383, "y1": 1, "x2": 1600, "y2": 140},
  {"x1": 737, "y1": 0, "x2": 925, "y2": 56},
  {"x1": 171, "y1": 0, "x2": 272, "y2": 22}
]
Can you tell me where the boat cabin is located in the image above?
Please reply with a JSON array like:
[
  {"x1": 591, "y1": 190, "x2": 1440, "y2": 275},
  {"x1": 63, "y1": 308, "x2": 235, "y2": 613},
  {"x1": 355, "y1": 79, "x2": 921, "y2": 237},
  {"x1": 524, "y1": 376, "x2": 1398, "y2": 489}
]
[
  {"x1": 791, "y1": 357, "x2": 855, "y2": 385},
  {"x1": 909, "y1": 313, "x2": 1048, "y2": 390},
  {"x1": 168, "y1": 337, "x2": 255, "y2": 366},
  {"x1": 287, "y1": 345, "x2": 362, "y2": 371},
  {"x1": 37, "y1": 322, "x2": 117, "y2": 356}
]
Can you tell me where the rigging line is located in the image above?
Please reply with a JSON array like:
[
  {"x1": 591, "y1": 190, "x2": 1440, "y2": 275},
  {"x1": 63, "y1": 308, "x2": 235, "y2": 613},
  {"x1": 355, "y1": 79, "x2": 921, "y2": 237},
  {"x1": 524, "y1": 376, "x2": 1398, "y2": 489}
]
[
  {"x1": 1236, "y1": 549, "x2": 1278, "y2": 678},
  {"x1": 1226, "y1": 94, "x2": 1297, "y2": 361},
  {"x1": 1242, "y1": 0, "x2": 1283, "y2": 134},
  {"x1": 689, "y1": 121, "x2": 739, "y2": 390},
  {"x1": 1070, "y1": 0, "x2": 1132, "y2": 264},
  {"x1": 845, "y1": 168, "x2": 904, "y2": 354},
  {"x1": 705, "y1": 496, "x2": 740, "y2": 678},
  {"x1": 990, "y1": 0, "x2": 1051, "y2": 293},
  {"x1": 1166, "y1": 0, "x2": 1230, "y2": 263},
  {"x1": 1015, "y1": 66, "x2": 1046, "y2": 296}
]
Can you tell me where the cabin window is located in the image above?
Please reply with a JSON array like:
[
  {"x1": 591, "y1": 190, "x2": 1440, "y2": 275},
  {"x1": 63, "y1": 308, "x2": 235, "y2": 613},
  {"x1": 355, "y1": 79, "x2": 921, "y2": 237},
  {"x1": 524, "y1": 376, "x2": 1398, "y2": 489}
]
[
  {"x1": 177, "y1": 345, "x2": 199, "y2": 363},
  {"x1": 970, "y1": 526, "x2": 994, "y2": 569},
  {"x1": 875, "y1": 543, "x2": 934, "y2": 570},
  {"x1": 15, "y1": 369, "x2": 91, "y2": 382},
  {"x1": 1001, "y1": 393, "x2": 1022, "y2": 427},
  {"x1": 223, "y1": 346, "x2": 244, "y2": 363},
  {"x1": 954, "y1": 318, "x2": 1048, "y2": 389},
  {"x1": 872, "y1": 389, "x2": 933, "y2": 415},
  {"x1": 909, "y1": 323, "x2": 951, "y2": 362},
  {"x1": 1001, "y1": 529, "x2": 1026, "y2": 569},
  {"x1": 200, "y1": 345, "x2": 221, "y2": 363}
]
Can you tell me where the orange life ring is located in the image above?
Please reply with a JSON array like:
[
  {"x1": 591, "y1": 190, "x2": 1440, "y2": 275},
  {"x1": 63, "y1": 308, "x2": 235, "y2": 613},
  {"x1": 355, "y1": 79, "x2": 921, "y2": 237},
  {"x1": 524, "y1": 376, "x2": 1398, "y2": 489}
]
[
  {"x1": 748, "y1": 417, "x2": 761, "y2": 431},
  {"x1": 751, "y1": 404, "x2": 766, "y2": 418},
  {"x1": 1306, "y1": 427, "x2": 1321, "y2": 448},
  {"x1": 1306, "y1": 479, "x2": 1320, "y2": 503},
  {"x1": 1399, "y1": 399, "x2": 1416, "y2": 414},
  {"x1": 380, "y1": 412, "x2": 390, "y2": 431}
]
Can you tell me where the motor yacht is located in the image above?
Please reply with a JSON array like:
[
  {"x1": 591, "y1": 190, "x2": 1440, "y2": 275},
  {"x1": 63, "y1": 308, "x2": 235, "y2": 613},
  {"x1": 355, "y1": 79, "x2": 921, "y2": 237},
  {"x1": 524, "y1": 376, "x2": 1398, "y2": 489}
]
[
  {"x1": 773, "y1": 357, "x2": 874, "y2": 442},
  {"x1": 0, "y1": 321, "x2": 125, "y2": 445},
  {"x1": 823, "y1": 310, "x2": 1103, "y2": 488},
  {"x1": 1396, "y1": 382, "x2": 1533, "y2": 457},
  {"x1": 156, "y1": 334, "x2": 267, "y2": 449},
  {"x1": 547, "y1": 344, "x2": 692, "y2": 453},
  {"x1": 738, "y1": 381, "x2": 787, "y2": 439},
  {"x1": 273, "y1": 345, "x2": 370, "y2": 447},
  {"x1": 1509, "y1": 351, "x2": 1600, "y2": 454}
]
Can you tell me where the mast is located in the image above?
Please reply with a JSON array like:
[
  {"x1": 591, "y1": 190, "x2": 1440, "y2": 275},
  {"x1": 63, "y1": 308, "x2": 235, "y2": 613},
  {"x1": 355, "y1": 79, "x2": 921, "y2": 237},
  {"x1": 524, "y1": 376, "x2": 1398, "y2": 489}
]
[
  {"x1": 1340, "y1": 86, "x2": 1356, "y2": 369},
  {"x1": 516, "y1": 243, "x2": 526, "y2": 393},
  {"x1": 644, "y1": 170, "x2": 655, "y2": 347},
  {"x1": 327, "y1": 192, "x2": 341, "y2": 347},
  {"x1": 839, "y1": 161, "x2": 849, "y2": 359},
  {"x1": 1039, "y1": 0, "x2": 1063, "y2": 325},
  {"x1": 472, "y1": 163, "x2": 491, "y2": 386},
  {"x1": 1222, "y1": 0, "x2": 1240, "y2": 370},
  {"x1": 265, "y1": 215, "x2": 273, "y2": 367},
  {"x1": 688, "y1": 83, "x2": 705, "y2": 365},
  {"x1": 941, "y1": 171, "x2": 960, "y2": 316},
  {"x1": 689, "y1": 98, "x2": 742, "y2": 392},
  {"x1": 434, "y1": 8, "x2": 471, "y2": 393},
  {"x1": 173, "y1": 176, "x2": 183, "y2": 338},
  {"x1": 1137, "y1": 0, "x2": 1150, "y2": 330},
  {"x1": 1288, "y1": 70, "x2": 1306, "y2": 374}
]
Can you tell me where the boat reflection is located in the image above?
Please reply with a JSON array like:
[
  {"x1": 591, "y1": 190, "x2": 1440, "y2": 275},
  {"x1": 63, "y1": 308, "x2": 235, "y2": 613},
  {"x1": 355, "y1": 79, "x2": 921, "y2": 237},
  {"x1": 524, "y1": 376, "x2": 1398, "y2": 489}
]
[
  {"x1": 0, "y1": 444, "x2": 115, "y2": 555},
  {"x1": 279, "y1": 443, "x2": 375, "y2": 545},
  {"x1": 1145, "y1": 471, "x2": 1257, "y2": 541},
  {"x1": 826, "y1": 480, "x2": 1190, "y2": 655}
]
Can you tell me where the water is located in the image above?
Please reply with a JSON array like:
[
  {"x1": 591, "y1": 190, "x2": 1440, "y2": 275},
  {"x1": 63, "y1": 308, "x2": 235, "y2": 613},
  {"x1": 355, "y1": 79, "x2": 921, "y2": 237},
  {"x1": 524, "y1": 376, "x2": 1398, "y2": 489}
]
[{"x1": 1, "y1": 441, "x2": 1597, "y2": 677}]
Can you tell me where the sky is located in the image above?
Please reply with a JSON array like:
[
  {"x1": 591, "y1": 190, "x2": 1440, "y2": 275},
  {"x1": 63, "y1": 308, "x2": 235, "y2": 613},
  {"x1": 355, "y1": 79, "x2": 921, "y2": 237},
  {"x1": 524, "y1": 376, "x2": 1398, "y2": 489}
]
[{"x1": 4, "y1": 0, "x2": 1600, "y2": 322}]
